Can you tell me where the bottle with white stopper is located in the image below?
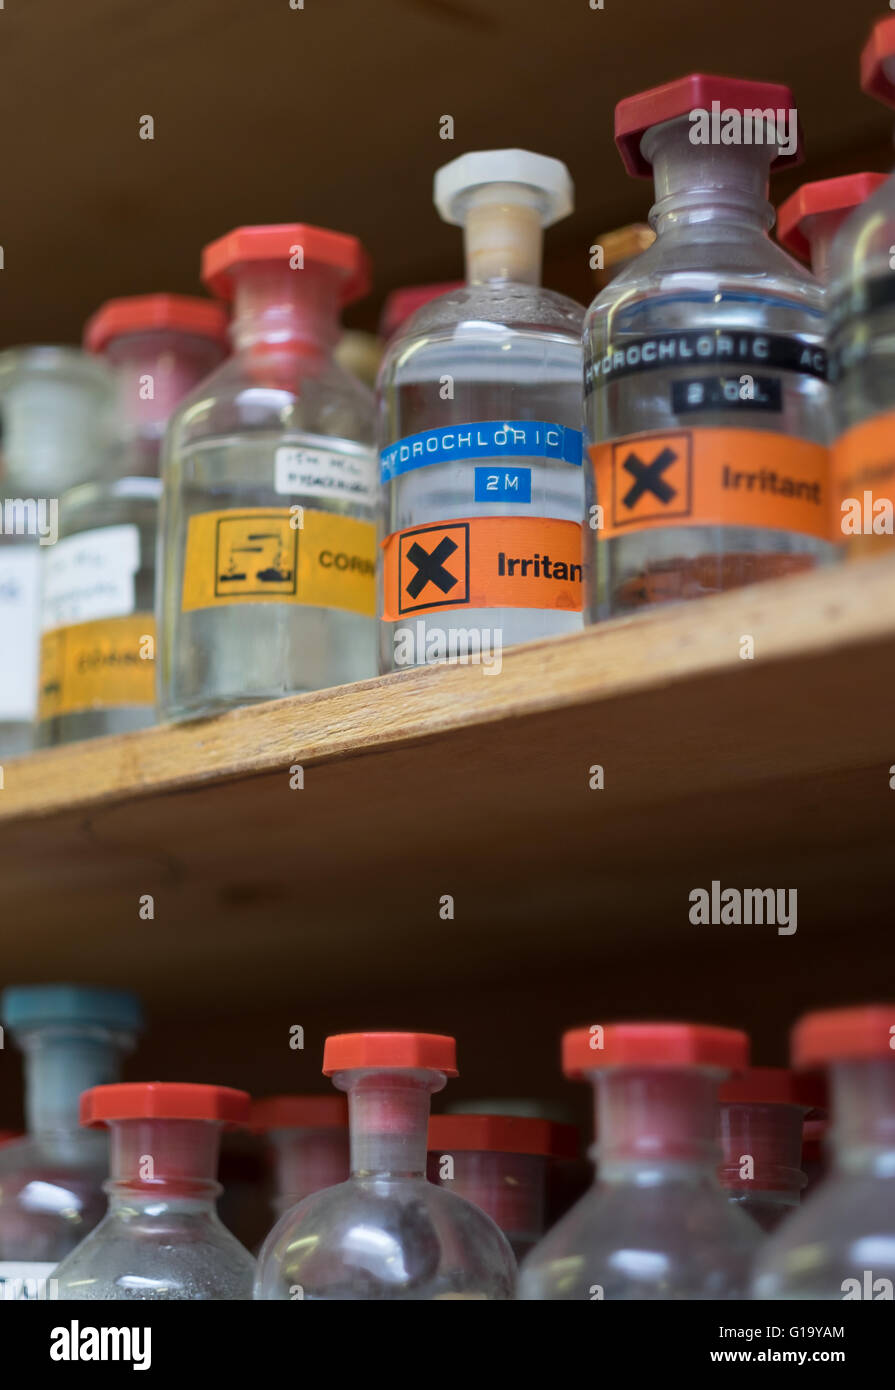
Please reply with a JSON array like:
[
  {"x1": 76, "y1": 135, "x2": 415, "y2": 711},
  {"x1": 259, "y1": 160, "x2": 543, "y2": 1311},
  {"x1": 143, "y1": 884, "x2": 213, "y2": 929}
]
[{"x1": 377, "y1": 149, "x2": 586, "y2": 673}]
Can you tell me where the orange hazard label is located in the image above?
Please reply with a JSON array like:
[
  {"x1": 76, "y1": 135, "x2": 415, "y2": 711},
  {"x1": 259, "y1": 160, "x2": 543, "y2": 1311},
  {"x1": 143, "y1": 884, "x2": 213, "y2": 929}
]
[
  {"x1": 830, "y1": 411, "x2": 895, "y2": 554},
  {"x1": 590, "y1": 428, "x2": 831, "y2": 541},
  {"x1": 38, "y1": 614, "x2": 155, "y2": 721},
  {"x1": 381, "y1": 516, "x2": 584, "y2": 620}
]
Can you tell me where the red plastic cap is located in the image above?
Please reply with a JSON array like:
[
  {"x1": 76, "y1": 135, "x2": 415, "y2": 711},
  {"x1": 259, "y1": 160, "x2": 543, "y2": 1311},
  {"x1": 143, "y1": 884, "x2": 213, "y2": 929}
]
[
  {"x1": 861, "y1": 17, "x2": 895, "y2": 108},
  {"x1": 84, "y1": 294, "x2": 229, "y2": 354},
  {"x1": 380, "y1": 282, "x2": 464, "y2": 340},
  {"x1": 81, "y1": 1083, "x2": 251, "y2": 1128},
  {"x1": 563, "y1": 1022, "x2": 749, "y2": 1078},
  {"x1": 251, "y1": 1094, "x2": 348, "y2": 1132},
  {"x1": 719, "y1": 1066, "x2": 810, "y2": 1108},
  {"x1": 428, "y1": 1113, "x2": 578, "y2": 1159},
  {"x1": 202, "y1": 224, "x2": 370, "y2": 306},
  {"x1": 323, "y1": 1032, "x2": 458, "y2": 1076},
  {"x1": 616, "y1": 74, "x2": 802, "y2": 178},
  {"x1": 792, "y1": 1005, "x2": 895, "y2": 1067},
  {"x1": 777, "y1": 173, "x2": 887, "y2": 261}
]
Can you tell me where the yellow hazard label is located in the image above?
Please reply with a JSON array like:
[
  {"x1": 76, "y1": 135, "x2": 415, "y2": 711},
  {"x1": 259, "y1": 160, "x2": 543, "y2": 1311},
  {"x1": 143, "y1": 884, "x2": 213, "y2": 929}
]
[
  {"x1": 180, "y1": 507, "x2": 376, "y2": 617},
  {"x1": 38, "y1": 614, "x2": 156, "y2": 721}
]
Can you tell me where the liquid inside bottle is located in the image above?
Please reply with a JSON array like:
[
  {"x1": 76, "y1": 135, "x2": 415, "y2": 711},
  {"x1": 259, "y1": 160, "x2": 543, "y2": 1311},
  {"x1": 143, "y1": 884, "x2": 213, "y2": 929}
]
[
  {"x1": 378, "y1": 150, "x2": 586, "y2": 674},
  {"x1": 586, "y1": 76, "x2": 834, "y2": 617}
]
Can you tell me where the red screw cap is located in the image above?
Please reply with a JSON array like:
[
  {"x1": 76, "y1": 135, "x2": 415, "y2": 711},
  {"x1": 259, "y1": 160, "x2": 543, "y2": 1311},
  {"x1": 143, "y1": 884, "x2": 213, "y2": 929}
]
[
  {"x1": 862, "y1": 16, "x2": 895, "y2": 107},
  {"x1": 428, "y1": 1113, "x2": 579, "y2": 1159},
  {"x1": 84, "y1": 294, "x2": 229, "y2": 354},
  {"x1": 81, "y1": 1083, "x2": 250, "y2": 1128},
  {"x1": 719, "y1": 1066, "x2": 811, "y2": 1108},
  {"x1": 616, "y1": 74, "x2": 803, "y2": 178},
  {"x1": 563, "y1": 1022, "x2": 749, "y2": 1078},
  {"x1": 251, "y1": 1094, "x2": 348, "y2": 1132},
  {"x1": 777, "y1": 173, "x2": 887, "y2": 262},
  {"x1": 380, "y1": 282, "x2": 464, "y2": 340},
  {"x1": 792, "y1": 1005, "x2": 895, "y2": 1068},
  {"x1": 323, "y1": 1032, "x2": 458, "y2": 1076},
  {"x1": 202, "y1": 224, "x2": 370, "y2": 305}
]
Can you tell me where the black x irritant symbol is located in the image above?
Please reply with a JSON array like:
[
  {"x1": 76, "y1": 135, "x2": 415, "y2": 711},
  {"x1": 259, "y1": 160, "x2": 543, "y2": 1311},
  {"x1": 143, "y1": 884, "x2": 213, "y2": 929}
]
[
  {"x1": 405, "y1": 535, "x2": 459, "y2": 598},
  {"x1": 621, "y1": 447, "x2": 677, "y2": 510}
]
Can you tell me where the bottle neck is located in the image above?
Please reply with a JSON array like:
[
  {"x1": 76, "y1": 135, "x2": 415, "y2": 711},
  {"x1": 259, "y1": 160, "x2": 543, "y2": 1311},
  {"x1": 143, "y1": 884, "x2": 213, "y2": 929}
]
[
  {"x1": 104, "y1": 1117, "x2": 223, "y2": 1205},
  {"x1": 828, "y1": 1059, "x2": 895, "y2": 1178},
  {"x1": 461, "y1": 184, "x2": 545, "y2": 286},
  {"x1": 718, "y1": 1101, "x2": 807, "y2": 1197},
  {"x1": 644, "y1": 116, "x2": 774, "y2": 237},
  {"x1": 593, "y1": 1067, "x2": 723, "y2": 1184},
  {"x1": 231, "y1": 262, "x2": 341, "y2": 357},
  {"x1": 336, "y1": 1069, "x2": 444, "y2": 1178},
  {"x1": 802, "y1": 212, "x2": 843, "y2": 286},
  {"x1": 20, "y1": 1026, "x2": 131, "y2": 1136}
]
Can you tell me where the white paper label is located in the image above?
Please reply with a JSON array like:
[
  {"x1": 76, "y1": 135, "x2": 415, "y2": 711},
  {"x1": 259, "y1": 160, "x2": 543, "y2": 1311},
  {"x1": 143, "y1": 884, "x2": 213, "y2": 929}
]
[
  {"x1": 275, "y1": 442, "x2": 378, "y2": 507},
  {"x1": 0, "y1": 1261, "x2": 57, "y2": 1300},
  {"x1": 42, "y1": 524, "x2": 140, "y2": 632},
  {"x1": 0, "y1": 546, "x2": 40, "y2": 720}
]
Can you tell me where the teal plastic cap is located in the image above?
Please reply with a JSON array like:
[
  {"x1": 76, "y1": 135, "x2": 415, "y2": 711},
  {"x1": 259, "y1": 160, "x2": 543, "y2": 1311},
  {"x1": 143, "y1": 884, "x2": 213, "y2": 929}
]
[{"x1": 0, "y1": 985, "x2": 142, "y2": 1033}]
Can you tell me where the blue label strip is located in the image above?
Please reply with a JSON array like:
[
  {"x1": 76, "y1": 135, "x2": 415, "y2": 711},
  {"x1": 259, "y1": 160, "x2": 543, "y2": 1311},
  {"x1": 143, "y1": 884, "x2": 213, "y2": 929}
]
[
  {"x1": 474, "y1": 466, "x2": 532, "y2": 503},
  {"x1": 380, "y1": 420, "x2": 583, "y2": 483}
]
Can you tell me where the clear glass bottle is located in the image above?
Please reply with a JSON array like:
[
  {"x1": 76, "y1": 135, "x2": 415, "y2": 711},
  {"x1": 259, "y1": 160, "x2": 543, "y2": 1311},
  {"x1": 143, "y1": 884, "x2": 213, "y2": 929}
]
[
  {"x1": 252, "y1": 1094, "x2": 349, "y2": 1221},
  {"x1": 377, "y1": 150, "x2": 586, "y2": 673},
  {"x1": 52, "y1": 1083, "x2": 255, "y2": 1300},
  {"x1": 427, "y1": 1112, "x2": 578, "y2": 1259},
  {"x1": 37, "y1": 296, "x2": 228, "y2": 746},
  {"x1": 0, "y1": 347, "x2": 115, "y2": 759},
  {"x1": 586, "y1": 75, "x2": 833, "y2": 618},
  {"x1": 828, "y1": 17, "x2": 895, "y2": 560},
  {"x1": 0, "y1": 985, "x2": 142, "y2": 1299},
  {"x1": 718, "y1": 1067, "x2": 808, "y2": 1232},
  {"x1": 519, "y1": 1022, "x2": 761, "y2": 1300},
  {"x1": 777, "y1": 173, "x2": 886, "y2": 286},
  {"x1": 158, "y1": 223, "x2": 378, "y2": 722},
  {"x1": 753, "y1": 1005, "x2": 895, "y2": 1299},
  {"x1": 254, "y1": 1032, "x2": 516, "y2": 1300}
]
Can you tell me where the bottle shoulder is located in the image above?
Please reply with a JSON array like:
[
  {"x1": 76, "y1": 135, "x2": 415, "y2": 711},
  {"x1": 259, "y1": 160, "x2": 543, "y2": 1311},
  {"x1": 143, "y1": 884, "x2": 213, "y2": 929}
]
[
  {"x1": 753, "y1": 1172, "x2": 895, "y2": 1294},
  {"x1": 257, "y1": 1177, "x2": 516, "y2": 1298},
  {"x1": 586, "y1": 226, "x2": 825, "y2": 332},
  {"x1": 166, "y1": 352, "x2": 375, "y2": 449}
]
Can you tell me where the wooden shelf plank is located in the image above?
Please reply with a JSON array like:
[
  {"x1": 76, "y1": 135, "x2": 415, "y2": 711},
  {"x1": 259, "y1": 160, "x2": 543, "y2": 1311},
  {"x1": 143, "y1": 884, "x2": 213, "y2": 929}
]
[{"x1": 1, "y1": 556, "x2": 893, "y2": 1008}]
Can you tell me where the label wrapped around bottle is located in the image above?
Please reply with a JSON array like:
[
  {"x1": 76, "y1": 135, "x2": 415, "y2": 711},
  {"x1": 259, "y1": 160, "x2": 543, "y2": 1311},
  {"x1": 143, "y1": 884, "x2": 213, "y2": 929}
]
[
  {"x1": 590, "y1": 428, "x2": 831, "y2": 541},
  {"x1": 0, "y1": 546, "x2": 40, "y2": 722},
  {"x1": 830, "y1": 410, "x2": 895, "y2": 552},
  {"x1": 38, "y1": 614, "x2": 156, "y2": 721},
  {"x1": 181, "y1": 507, "x2": 376, "y2": 617},
  {"x1": 381, "y1": 515, "x2": 584, "y2": 619}
]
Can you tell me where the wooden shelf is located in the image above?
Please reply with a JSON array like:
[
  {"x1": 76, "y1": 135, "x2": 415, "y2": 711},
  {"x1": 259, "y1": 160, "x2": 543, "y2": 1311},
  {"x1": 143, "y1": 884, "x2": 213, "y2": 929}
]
[{"x1": 1, "y1": 556, "x2": 894, "y2": 1021}]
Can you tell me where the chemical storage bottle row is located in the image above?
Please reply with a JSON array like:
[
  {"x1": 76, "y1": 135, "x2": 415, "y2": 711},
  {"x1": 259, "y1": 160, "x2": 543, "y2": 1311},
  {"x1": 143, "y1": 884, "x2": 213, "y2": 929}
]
[
  {"x1": 0, "y1": 985, "x2": 892, "y2": 1301},
  {"x1": 1, "y1": 14, "x2": 895, "y2": 758}
]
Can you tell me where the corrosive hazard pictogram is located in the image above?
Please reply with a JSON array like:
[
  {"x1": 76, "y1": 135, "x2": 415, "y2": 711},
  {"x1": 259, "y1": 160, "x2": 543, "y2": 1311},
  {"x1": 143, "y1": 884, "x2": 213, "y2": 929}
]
[
  {"x1": 214, "y1": 514, "x2": 299, "y2": 598},
  {"x1": 611, "y1": 432, "x2": 693, "y2": 528},
  {"x1": 397, "y1": 522, "x2": 470, "y2": 614}
]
